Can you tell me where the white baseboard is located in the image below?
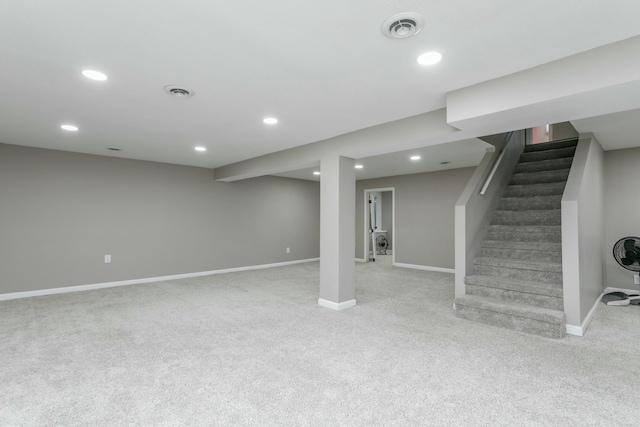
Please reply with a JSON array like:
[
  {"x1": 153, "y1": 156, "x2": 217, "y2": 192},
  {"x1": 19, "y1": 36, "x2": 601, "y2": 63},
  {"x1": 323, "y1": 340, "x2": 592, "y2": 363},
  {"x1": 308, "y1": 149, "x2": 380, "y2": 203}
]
[
  {"x1": 0, "y1": 258, "x2": 320, "y2": 302},
  {"x1": 565, "y1": 286, "x2": 638, "y2": 336},
  {"x1": 355, "y1": 258, "x2": 366, "y2": 263},
  {"x1": 318, "y1": 298, "x2": 357, "y2": 311},
  {"x1": 393, "y1": 262, "x2": 455, "y2": 274}
]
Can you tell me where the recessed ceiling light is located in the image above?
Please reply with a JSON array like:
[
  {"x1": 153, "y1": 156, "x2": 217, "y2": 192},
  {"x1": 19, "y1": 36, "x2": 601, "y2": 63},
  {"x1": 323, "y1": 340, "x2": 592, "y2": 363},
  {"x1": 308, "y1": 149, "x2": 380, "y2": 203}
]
[
  {"x1": 82, "y1": 70, "x2": 108, "y2": 81},
  {"x1": 313, "y1": 171, "x2": 321, "y2": 176},
  {"x1": 60, "y1": 124, "x2": 78, "y2": 131},
  {"x1": 263, "y1": 117, "x2": 278, "y2": 125},
  {"x1": 410, "y1": 155, "x2": 421, "y2": 161},
  {"x1": 417, "y1": 51, "x2": 443, "y2": 66},
  {"x1": 355, "y1": 164, "x2": 364, "y2": 169},
  {"x1": 195, "y1": 146, "x2": 207, "y2": 152}
]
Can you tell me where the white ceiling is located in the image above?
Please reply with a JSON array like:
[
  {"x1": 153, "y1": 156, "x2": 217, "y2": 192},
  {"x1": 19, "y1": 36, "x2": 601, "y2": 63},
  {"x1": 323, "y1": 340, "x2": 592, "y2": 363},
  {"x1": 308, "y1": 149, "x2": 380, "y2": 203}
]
[
  {"x1": 1, "y1": 1, "x2": 640, "y2": 175},
  {"x1": 275, "y1": 138, "x2": 491, "y2": 181}
]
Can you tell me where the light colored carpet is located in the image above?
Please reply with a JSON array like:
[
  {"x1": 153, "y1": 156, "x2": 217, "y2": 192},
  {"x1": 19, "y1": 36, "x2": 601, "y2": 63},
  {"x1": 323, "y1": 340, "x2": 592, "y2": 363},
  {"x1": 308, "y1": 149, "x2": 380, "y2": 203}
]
[{"x1": 1, "y1": 255, "x2": 639, "y2": 426}]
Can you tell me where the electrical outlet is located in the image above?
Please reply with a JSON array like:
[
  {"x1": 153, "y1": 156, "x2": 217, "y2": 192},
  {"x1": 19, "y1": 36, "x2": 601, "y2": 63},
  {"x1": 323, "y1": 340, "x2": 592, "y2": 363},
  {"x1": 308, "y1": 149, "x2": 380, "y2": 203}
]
[
  {"x1": 104, "y1": 254, "x2": 111, "y2": 264},
  {"x1": 634, "y1": 275, "x2": 640, "y2": 285},
  {"x1": 286, "y1": 247, "x2": 290, "y2": 254}
]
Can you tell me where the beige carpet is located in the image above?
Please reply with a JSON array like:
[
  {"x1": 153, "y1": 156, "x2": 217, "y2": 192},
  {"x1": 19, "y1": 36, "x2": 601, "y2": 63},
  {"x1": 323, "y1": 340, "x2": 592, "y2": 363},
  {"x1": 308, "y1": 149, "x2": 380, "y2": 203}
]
[{"x1": 1, "y1": 256, "x2": 639, "y2": 426}]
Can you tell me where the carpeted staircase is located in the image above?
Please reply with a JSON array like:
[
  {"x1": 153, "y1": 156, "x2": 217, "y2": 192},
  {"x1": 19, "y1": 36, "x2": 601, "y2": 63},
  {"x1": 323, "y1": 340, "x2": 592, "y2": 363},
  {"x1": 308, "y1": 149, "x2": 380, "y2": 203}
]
[{"x1": 455, "y1": 138, "x2": 578, "y2": 339}]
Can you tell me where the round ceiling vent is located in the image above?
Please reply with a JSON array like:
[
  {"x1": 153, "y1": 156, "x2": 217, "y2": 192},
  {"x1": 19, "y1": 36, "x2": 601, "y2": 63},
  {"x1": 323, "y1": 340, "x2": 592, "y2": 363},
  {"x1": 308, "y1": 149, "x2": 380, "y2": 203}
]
[
  {"x1": 164, "y1": 85, "x2": 195, "y2": 97},
  {"x1": 381, "y1": 13, "x2": 424, "y2": 39}
]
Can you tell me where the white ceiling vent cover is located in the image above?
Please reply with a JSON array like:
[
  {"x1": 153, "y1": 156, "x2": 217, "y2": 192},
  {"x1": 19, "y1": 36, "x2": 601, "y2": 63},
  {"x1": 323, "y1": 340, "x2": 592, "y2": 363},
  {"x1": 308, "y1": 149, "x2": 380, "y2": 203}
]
[
  {"x1": 164, "y1": 85, "x2": 195, "y2": 97},
  {"x1": 381, "y1": 13, "x2": 424, "y2": 39}
]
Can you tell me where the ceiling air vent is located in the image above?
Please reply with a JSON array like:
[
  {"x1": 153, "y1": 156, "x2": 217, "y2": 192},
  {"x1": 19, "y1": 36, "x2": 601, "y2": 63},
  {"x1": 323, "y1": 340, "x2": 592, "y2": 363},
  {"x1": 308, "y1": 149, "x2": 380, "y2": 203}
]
[
  {"x1": 381, "y1": 13, "x2": 424, "y2": 39},
  {"x1": 164, "y1": 85, "x2": 195, "y2": 97}
]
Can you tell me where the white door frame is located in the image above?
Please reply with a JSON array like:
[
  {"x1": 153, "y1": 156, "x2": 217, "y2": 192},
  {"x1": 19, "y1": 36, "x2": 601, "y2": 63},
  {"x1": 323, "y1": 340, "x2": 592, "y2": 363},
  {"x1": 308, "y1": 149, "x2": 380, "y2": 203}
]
[{"x1": 363, "y1": 187, "x2": 395, "y2": 263}]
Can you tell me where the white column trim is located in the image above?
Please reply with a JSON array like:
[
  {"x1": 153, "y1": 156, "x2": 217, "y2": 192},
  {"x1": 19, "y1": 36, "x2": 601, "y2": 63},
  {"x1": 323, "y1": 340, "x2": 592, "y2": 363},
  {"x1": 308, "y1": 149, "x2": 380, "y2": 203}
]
[{"x1": 318, "y1": 298, "x2": 357, "y2": 311}]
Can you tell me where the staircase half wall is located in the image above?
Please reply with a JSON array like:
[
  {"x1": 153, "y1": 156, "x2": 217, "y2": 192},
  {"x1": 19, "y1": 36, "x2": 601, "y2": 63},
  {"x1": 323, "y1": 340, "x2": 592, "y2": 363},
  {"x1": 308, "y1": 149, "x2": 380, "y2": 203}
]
[
  {"x1": 455, "y1": 130, "x2": 526, "y2": 298},
  {"x1": 562, "y1": 133, "x2": 605, "y2": 336}
]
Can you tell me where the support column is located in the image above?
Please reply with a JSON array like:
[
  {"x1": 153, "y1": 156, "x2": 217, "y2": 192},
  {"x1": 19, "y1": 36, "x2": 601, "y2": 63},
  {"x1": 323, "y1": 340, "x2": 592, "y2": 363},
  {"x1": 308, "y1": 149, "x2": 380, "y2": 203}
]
[{"x1": 318, "y1": 155, "x2": 356, "y2": 310}]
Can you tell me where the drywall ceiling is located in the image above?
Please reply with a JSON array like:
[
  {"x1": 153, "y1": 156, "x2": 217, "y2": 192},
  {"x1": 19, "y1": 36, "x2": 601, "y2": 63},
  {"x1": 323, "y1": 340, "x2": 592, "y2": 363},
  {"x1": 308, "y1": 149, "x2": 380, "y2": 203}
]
[
  {"x1": 1, "y1": 1, "x2": 640, "y2": 172},
  {"x1": 275, "y1": 138, "x2": 491, "y2": 181},
  {"x1": 572, "y1": 109, "x2": 640, "y2": 151}
]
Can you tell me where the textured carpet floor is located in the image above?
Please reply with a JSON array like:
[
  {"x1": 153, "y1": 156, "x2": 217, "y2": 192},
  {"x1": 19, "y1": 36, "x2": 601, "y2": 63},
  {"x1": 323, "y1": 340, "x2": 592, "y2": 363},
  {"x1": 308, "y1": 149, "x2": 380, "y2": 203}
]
[{"x1": 1, "y1": 256, "x2": 639, "y2": 426}]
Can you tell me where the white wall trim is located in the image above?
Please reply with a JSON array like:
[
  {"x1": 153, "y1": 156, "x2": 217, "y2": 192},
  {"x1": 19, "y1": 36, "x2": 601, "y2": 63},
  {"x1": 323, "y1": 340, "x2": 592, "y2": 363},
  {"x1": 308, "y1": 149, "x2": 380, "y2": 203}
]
[
  {"x1": 565, "y1": 293, "x2": 600, "y2": 336},
  {"x1": 318, "y1": 298, "x2": 357, "y2": 311},
  {"x1": 393, "y1": 262, "x2": 455, "y2": 274},
  {"x1": 564, "y1": 286, "x2": 637, "y2": 336},
  {"x1": 355, "y1": 258, "x2": 366, "y2": 263},
  {"x1": 0, "y1": 258, "x2": 320, "y2": 302}
]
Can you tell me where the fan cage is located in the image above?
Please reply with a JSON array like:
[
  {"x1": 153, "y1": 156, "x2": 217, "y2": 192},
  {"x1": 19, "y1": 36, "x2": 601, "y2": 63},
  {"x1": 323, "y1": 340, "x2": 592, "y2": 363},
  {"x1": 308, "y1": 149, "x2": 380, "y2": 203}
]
[
  {"x1": 612, "y1": 236, "x2": 640, "y2": 272},
  {"x1": 376, "y1": 235, "x2": 389, "y2": 255}
]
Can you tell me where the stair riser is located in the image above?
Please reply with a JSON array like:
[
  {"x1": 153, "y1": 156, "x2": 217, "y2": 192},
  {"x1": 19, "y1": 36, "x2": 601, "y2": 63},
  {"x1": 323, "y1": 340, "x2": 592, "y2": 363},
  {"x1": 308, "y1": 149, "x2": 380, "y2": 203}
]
[
  {"x1": 524, "y1": 140, "x2": 578, "y2": 153},
  {"x1": 515, "y1": 157, "x2": 573, "y2": 173},
  {"x1": 480, "y1": 247, "x2": 562, "y2": 263},
  {"x1": 466, "y1": 284, "x2": 564, "y2": 310},
  {"x1": 498, "y1": 196, "x2": 562, "y2": 210},
  {"x1": 511, "y1": 170, "x2": 570, "y2": 185},
  {"x1": 505, "y1": 183, "x2": 566, "y2": 197},
  {"x1": 455, "y1": 304, "x2": 565, "y2": 339},
  {"x1": 486, "y1": 231, "x2": 561, "y2": 243},
  {"x1": 464, "y1": 275, "x2": 564, "y2": 298},
  {"x1": 492, "y1": 210, "x2": 561, "y2": 226},
  {"x1": 474, "y1": 264, "x2": 562, "y2": 284},
  {"x1": 519, "y1": 147, "x2": 576, "y2": 163}
]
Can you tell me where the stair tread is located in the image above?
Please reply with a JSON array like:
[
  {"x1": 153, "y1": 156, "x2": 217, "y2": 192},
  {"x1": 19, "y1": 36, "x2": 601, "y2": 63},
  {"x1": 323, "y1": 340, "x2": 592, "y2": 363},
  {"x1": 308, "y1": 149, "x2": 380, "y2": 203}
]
[
  {"x1": 500, "y1": 195, "x2": 562, "y2": 202},
  {"x1": 487, "y1": 224, "x2": 562, "y2": 234},
  {"x1": 505, "y1": 182, "x2": 566, "y2": 196},
  {"x1": 465, "y1": 274, "x2": 564, "y2": 297},
  {"x1": 519, "y1": 148, "x2": 576, "y2": 163},
  {"x1": 515, "y1": 157, "x2": 573, "y2": 170},
  {"x1": 455, "y1": 295, "x2": 565, "y2": 323},
  {"x1": 513, "y1": 168, "x2": 571, "y2": 176},
  {"x1": 487, "y1": 224, "x2": 561, "y2": 232},
  {"x1": 494, "y1": 209, "x2": 561, "y2": 214},
  {"x1": 474, "y1": 256, "x2": 562, "y2": 272},
  {"x1": 497, "y1": 195, "x2": 562, "y2": 210},
  {"x1": 482, "y1": 240, "x2": 562, "y2": 251}
]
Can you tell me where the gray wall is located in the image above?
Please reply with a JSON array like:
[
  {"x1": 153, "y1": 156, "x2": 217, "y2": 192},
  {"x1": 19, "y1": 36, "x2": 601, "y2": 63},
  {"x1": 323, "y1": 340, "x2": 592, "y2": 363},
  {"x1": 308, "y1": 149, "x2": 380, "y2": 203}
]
[
  {"x1": 0, "y1": 144, "x2": 320, "y2": 294},
  {"x1": 604, "y1": 147, "x2": 640, "y2": 292},
  {"x1": 561, "y1": 135, "x2": 605, "y2": 329},
  {"x1": 356, "y1": 168, "x2": 475, "y2": 268},
  {"x1": 455, "y1": 132, "x2": 525, "y2": 297}
]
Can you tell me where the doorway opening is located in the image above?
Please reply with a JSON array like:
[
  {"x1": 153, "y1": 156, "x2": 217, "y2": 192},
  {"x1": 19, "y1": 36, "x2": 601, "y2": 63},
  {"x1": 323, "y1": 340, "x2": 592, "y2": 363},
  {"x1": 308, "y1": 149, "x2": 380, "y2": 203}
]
[{"x1": 363, "y1": 187, "x2": 395, "y2": 264}]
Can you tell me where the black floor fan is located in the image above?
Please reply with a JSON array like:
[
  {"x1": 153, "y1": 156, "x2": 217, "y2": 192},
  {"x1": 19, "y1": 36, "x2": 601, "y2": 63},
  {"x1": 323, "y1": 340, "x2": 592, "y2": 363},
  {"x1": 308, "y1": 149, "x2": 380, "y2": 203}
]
[{"x1": 603, "y1": 237, "x2": 640, "y2": 306}]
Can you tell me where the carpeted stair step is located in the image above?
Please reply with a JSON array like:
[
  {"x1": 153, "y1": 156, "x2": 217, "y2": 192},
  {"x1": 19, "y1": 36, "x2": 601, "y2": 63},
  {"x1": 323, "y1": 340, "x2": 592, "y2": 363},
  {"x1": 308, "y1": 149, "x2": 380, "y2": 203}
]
[
  {"x1": 474, "y1": 257, "x2": 562, "y2": 284},
  {"x1": 454, "y1": 295, "x2": 565, "y2": 339},
  {"x1": 491, "y1": 209, "x2": 561, "y2": 226},
  {"x1": 498, "y1": 195, "x2": 562, "y2": 210},
  {"x1": 504, "y1": 182, "x2": 566, "y2": 197},
  {"x1": 464, "y1": 275, "x2": 564, "y2": 310},
  {"x1": 515, "y1": 157, "x2": 574, "y2": 173},
  {"x1": 519, "y1": 146, "x2": 576, "y2": 163},
  {"x1": 523, "y1": 139, "x2": 578, "y2": 153},
  {"x1": 480, "y1": 240, "x2": 562, "y2": 263},
  {"x1": 487, "y1": 225, "x2": 561, "y2": 243},
  {"x1": 510, "y1": 169, "x2": 570, "y2": 185}
]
